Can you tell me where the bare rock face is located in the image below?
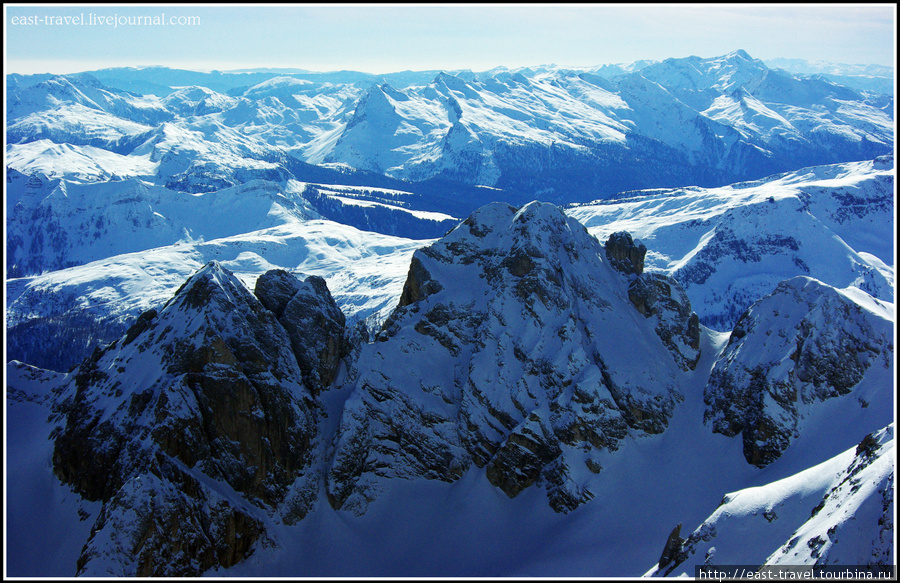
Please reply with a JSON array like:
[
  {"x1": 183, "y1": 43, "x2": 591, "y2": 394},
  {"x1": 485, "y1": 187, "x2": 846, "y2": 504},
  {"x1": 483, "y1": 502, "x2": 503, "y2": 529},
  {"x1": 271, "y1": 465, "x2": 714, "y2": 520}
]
[
  {"x1": 74, "y1": 460, "x2": 266, "y2": 577},
  {"x1": 50, "y1": 262, "x2": 323, "y2": 575},
  {"x1": 657, "y1": 523, "x2": 687, "y2": 573},
  {"x1": 628, "y1": 273, "x2": 702, "y2": 371},
  {"x1": 604, "y1": 231, "x2": 700, "y2": 371},
  {"x1": 327, "y1": 202, "x2": 697, "y2": 515},
  {"x1": 605, "y1": 231, "x2": 647, "y2": 276},
  {"x1": 255, "y1": 269, "x2": 346, "y2": 392},
  {"x1": 703, "y1": 276, "x2": 893, "y2": 467}
]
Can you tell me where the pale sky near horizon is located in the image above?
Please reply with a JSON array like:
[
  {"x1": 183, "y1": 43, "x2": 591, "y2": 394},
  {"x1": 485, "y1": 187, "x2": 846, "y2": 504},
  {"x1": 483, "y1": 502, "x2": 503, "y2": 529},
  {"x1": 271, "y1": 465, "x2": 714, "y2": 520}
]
[{"x1": 4, "y1": 3, "x2": 896, "y2": 76}]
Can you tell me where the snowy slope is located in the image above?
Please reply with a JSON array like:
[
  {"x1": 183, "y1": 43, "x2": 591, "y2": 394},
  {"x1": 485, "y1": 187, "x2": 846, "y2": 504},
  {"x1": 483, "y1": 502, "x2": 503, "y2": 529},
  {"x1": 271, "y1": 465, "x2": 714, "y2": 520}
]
[
  {"x1": 6, "y1": 217, "x2": 426, "y2": 371},
  {"x1": 6, "y1": 362, "x2": 102, "y2": 577},
  {"x1": 5, "y1": 167, "x2": 458, "y2": 278},
  {"x1": 6, "y1": 173, "x2": 315, "y2": 276},
  {"x1": 566, "y1": 156, "x2": 894, "y2": 331},
  {"x1": 648, "y1": 424, "x2": 894, "y2": 576},
  {"x1": 5, "y1": 73, "x2": 169, "y2": 125},
  {"x1": 6, "y1": 105, "x2": 155, "y2": 153},
  {"x1": 5, "y1": 51, "x2": 893, "y2": 206},
  {"x1": 6, "y1": 140, "x2": 157, "y2": 182},
  {"x1": 9, "y1": 197, "x2": 894, "y2": 577}
]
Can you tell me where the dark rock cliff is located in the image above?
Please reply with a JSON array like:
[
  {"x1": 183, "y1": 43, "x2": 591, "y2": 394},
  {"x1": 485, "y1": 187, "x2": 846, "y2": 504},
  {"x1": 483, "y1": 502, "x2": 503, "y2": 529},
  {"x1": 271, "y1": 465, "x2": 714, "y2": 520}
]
[{"x1": 50, "y1": 262, "x2": 344, "y2": 575}]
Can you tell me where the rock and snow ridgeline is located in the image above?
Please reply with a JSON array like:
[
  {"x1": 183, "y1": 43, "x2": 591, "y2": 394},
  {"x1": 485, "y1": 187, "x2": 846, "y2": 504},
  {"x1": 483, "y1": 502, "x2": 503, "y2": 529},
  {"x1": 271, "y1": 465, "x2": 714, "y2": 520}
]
[
  {"x1": 328, "y1": 202, "x2": 698, "y2": 515},
  {"x1": 7, "y1": 156, "x2": 893, "y2": 378},
  {"x1": 650, "y1": 425, "x2": 895, "y2": 577},
  {"x1": 6, "y1": 50, "x2": 893, "y2": 204},
  {"x1": 23, "y1": 198, "x2": 893, "y2": 576}
]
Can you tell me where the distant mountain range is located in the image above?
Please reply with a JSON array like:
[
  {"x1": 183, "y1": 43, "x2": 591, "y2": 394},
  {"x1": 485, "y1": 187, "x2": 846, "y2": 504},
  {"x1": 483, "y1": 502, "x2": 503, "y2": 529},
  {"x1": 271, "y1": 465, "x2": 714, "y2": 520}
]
[
  {"x1": 6, "y1": 50, "x2": 893, "y2": 207},
  {"x1": 763, "y1": 57, "x2": 894, "y2": 95}
]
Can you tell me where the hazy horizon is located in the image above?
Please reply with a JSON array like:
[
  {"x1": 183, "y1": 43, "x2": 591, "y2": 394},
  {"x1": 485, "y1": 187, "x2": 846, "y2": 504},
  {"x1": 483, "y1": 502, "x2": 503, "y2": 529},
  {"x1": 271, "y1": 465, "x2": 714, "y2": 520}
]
[{"x1": 4, "y1": 4, "x2": 896, "y2": 76}]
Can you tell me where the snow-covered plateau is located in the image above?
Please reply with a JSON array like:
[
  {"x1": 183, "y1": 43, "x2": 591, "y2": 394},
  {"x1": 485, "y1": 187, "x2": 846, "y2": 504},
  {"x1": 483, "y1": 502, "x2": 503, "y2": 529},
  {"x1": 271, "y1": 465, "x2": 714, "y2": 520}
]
[{"x1": 4, "y1": 51, "x2": 896, "y2": 578}]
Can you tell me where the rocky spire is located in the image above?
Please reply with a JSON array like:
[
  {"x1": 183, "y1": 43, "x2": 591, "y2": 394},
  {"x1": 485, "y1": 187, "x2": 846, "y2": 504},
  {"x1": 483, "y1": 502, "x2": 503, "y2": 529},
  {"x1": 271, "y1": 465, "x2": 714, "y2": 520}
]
[
  {"x1": 50, "y1": 262, "x2": 335, "y2": 575},
  {"x1": 605, "y1": 230, "x2": 647, "y2": 276}
]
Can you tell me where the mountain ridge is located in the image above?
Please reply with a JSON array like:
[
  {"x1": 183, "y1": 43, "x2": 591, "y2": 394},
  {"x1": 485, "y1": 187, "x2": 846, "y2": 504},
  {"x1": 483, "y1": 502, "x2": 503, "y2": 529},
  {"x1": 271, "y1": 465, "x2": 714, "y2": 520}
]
[
  {"x1": 6, "y1": 50, "x2": 893, "y2": 207},
  {"x1": 7, "y1": 197, "x2": 893, "y2": 576}
]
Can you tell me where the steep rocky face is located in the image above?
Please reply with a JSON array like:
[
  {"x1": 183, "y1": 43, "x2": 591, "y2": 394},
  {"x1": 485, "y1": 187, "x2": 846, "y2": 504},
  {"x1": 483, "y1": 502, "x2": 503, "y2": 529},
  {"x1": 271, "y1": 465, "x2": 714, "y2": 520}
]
[
  {"x1": 627, "y1": 274, "x2": 701, "y2": 371},
  {"x1": 703, "y1": 276, "x2": 894, "y2": 467},
  {"x1": 49, "y1": 262, "x2": 326, "y2": 575},
  {"x1": 605, "y1": 230, "x2": 647, "y2": 276},
  {"x1": 327, "y1": 202, "x2": 702, "y2": 515},
  {"x1": 605, "y1": 231, "x2": 701, "y2": 371},
  {"x1": 255, "y1": 269, "x2": 346, "y2": 393},
  {"x1": 73, "y1": 458, "x2": 268, "y2": 577}
]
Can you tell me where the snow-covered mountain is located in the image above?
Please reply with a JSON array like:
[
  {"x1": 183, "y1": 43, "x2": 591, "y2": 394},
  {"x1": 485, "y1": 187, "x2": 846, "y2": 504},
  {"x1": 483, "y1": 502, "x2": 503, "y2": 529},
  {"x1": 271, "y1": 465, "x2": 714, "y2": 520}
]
[
  {"x1": 7, "y1": 196, "x2": 893, "y2": 576},
  {"x1": 4, "y1": 50, "x2": 895, "y2": 578},
  {"x1": 568, "y1": 156, "x2": 895, "y2": 331},
  {"x1": 6, "y1": 155, "x2": 894, "y2": 380},
  {"x1": 7, "y1": 156, "x2": 892, "y2": 375},
  {"x1": 48, "y1": 261, "x2": 324, "y2": 575},
  {"x1": 764, "y1": 57, "x2": 895, "y2": 96},
  {"x1": 6, "y1": 50, "x2": 893, "y2": 206},
  {"x1": 327, "y1": 202, "x2": 700, "y2": 515}
]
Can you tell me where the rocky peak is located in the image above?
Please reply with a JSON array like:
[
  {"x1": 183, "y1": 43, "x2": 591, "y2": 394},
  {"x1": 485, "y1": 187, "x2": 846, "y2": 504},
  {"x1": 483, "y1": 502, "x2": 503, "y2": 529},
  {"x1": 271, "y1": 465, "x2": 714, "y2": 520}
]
[
  {"x1": 704, "y1": 276, "x2": 894, "y2": 467},
  {"x1": 330, "y1": 202, "x2": 699, "y2": 515},
  {"x1": 50, "y1": 261, "x2": 321, "y2": 575},
  {"x1": 345, "y1": 83, "x2": 397, "y2": 131},
  {"x1": 254, "y1": 269, "x2": 347, "y2": 392}
]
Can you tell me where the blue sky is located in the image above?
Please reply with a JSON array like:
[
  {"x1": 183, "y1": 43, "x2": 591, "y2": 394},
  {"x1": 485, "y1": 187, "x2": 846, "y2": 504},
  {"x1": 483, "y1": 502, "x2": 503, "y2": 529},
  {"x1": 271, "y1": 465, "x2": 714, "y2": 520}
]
[{"x1": 4, "y1": 3, "x2": 896, "y2": 75}]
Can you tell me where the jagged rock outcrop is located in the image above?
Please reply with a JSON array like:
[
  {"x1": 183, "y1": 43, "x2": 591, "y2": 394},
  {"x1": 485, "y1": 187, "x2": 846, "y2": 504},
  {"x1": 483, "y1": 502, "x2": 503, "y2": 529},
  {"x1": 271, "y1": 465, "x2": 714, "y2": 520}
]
[
  {"x1": 327, "y1": 202, "x2": 701, "y2": 515},
  {"x1": 49, "y1": 262, "x2": 332, "y2": 575},
  {"x1": 255, "y1": 269, "x2": 346, "y2": 393},
  {"x1": 703, "y1": 276, "x2": 894, "y2": 467},
  {"x1": 657, "y1": 522, "x2": 687, "y2": 573},
  {"x1": 605, "y1": 231, "x2": 701, "y2": 371},
  {"x1": 627, "y1": 272, "x2": 701, "y2": 371},
  {"x1": 605, "y1": 231, "x2": 647, "y2": 276}
]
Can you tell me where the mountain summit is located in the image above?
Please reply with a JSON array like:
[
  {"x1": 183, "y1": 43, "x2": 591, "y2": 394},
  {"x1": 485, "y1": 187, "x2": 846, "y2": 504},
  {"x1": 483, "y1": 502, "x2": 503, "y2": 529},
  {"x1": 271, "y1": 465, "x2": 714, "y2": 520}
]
[
  {"x1": 49, "y1": 262, "x2": 337, "y2": 575},
  {"x1": 328, "y1": 201, "x2": 701, "y2": 513}
]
